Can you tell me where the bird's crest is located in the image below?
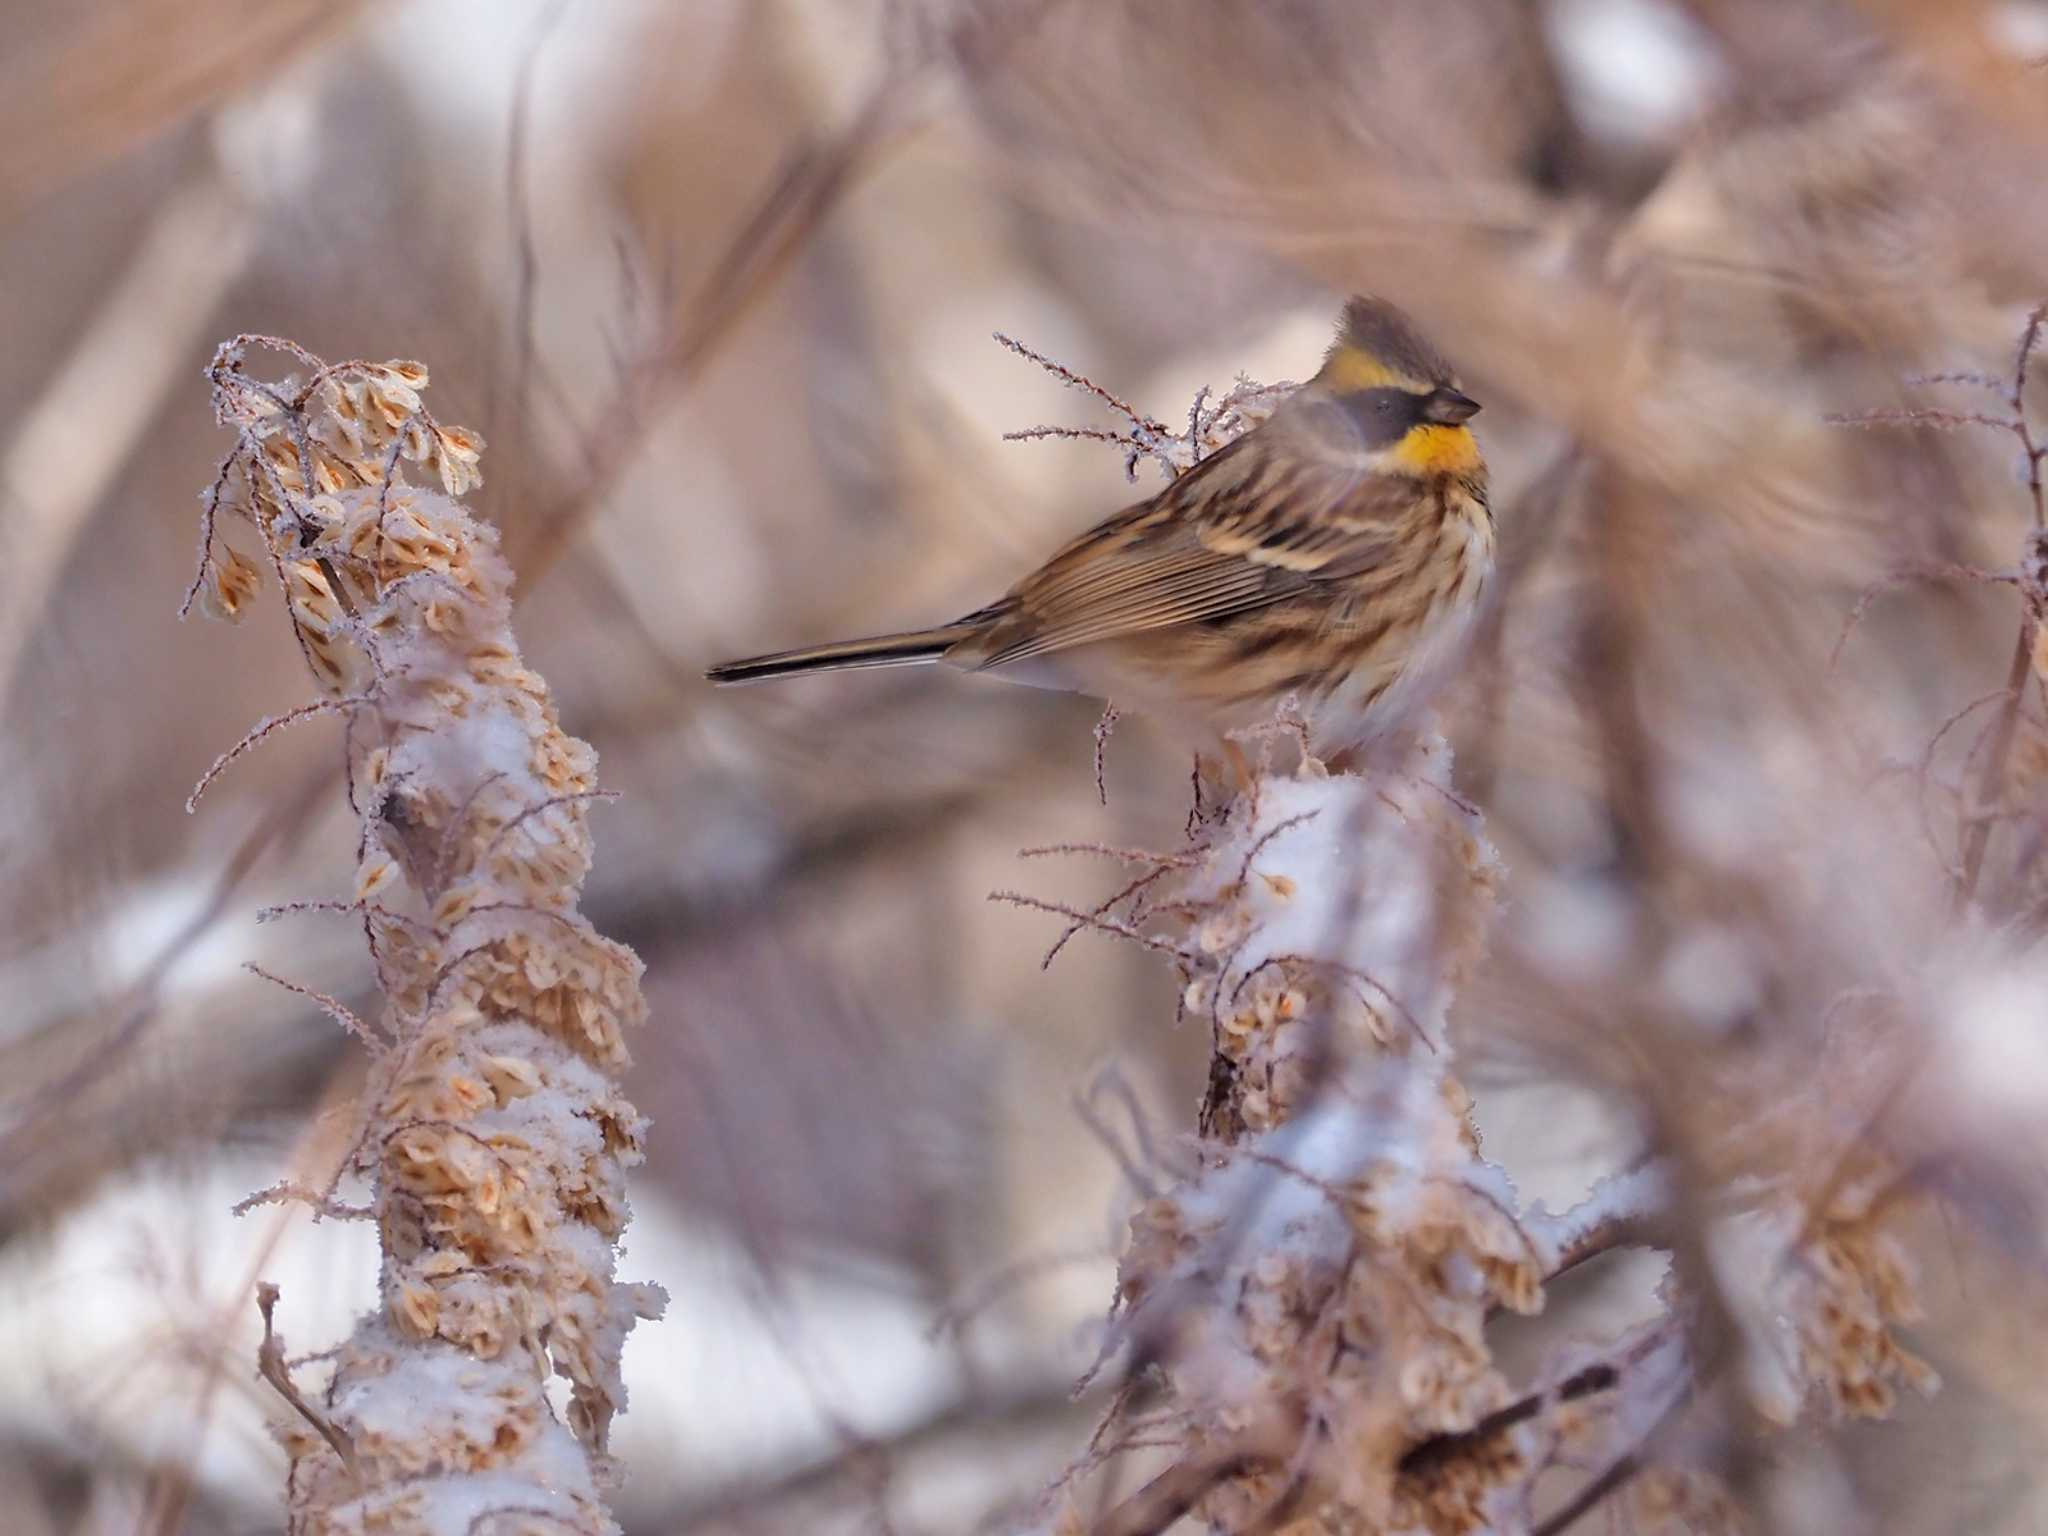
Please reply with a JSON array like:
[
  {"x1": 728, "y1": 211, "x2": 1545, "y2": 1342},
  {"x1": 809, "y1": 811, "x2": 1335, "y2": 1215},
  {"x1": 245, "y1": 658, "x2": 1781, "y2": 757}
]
[{"x1": 1321, "y1": 295, "x2": 1456, "y2": 392}]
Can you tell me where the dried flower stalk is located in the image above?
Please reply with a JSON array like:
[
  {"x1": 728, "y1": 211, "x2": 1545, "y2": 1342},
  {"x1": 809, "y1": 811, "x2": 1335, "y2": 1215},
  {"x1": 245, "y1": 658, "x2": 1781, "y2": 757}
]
[
  {"x1": 1036, "y1": 743, "x2": 1936, "y2": 1536},
  {"x1": 1081, "y1": 748, "x2": 1570, "y2": 1534},
  {"x1": 188, "y1": 335, "x2": 665, "y2": 1536}
]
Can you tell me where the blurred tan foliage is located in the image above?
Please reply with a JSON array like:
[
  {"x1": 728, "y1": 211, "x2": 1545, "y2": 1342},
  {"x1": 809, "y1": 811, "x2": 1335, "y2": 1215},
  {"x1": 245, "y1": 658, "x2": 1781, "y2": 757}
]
[{"x1": 6, "y1": 0, "x2": 2048, "y2": 1533}]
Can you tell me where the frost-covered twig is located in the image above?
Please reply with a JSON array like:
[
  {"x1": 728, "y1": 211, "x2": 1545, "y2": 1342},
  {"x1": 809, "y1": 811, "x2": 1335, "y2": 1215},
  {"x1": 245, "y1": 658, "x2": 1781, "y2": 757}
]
[
  {"x1": 1831, "y1": 302, "x2": 2048, "y2": 911},
  {"x1": 995, "y1": 329, "x2": 1293, "y2": 483},
  {"x1": 189, "y1": 338, "x2": 663, "y2": 1535}
]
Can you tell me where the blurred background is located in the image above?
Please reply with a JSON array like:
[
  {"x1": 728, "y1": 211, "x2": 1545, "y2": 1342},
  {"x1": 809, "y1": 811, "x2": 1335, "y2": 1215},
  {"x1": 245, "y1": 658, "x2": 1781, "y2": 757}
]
[{"x1": 7, "y1": 0, "x2": 2048, "y2": 1531}]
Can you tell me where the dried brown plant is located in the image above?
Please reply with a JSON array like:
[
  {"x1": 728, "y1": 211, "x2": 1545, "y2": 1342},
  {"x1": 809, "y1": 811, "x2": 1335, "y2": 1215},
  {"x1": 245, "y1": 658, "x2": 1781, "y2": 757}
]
[{"x1": 187, "y1": 337, "x2": 664, "y2": 1534}]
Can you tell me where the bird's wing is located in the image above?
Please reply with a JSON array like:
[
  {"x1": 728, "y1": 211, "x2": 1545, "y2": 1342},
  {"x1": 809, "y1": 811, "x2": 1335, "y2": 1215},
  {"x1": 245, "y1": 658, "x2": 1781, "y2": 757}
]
[{"x1": 967, "y1": 421, "x2": 1415, "y2": 669}]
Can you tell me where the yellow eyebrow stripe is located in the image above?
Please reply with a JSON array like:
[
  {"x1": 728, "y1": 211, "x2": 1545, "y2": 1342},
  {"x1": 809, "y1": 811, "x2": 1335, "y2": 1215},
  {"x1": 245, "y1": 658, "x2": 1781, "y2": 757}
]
[{"x1": 1318, "y1": 346, "x2": 1407, "y2": 393}]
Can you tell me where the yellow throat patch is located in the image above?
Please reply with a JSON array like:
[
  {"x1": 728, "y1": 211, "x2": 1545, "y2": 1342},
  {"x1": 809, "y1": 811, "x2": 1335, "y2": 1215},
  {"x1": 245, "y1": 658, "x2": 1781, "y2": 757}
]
[{"x1": 1389, "y1": 423, "x2": 1481, "y2": 477}]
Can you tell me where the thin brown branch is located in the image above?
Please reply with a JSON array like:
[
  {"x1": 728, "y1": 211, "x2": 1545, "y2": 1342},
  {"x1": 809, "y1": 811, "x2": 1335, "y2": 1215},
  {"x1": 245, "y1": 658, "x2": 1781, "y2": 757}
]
[
  {"x1": 233, "y1": 1181, "x2": 373, "y2": 1221},
  {"x1": 504, "y1": 0, "x2": 567, "y2": 430},
  {"x1": 1531, "y1": 1450, "x2": 1646, "y2": 1536},
  {"x1": 511, "y1": 0, "x2": 1066, "y2": 586},
  {"x1": 0, "y1": 761, "x2": 328, "y2": 1184},
  {"x1": 185, "y1": 694, "x2": 376, "y2": 813},
  {"x1": 255, "y1": 1283, "x2": 360, "y2": 1485},
  {"x1": 1042, "y1": 864, "x2": 1178, "y2": 968},
  {"x1": 1401, "y1": 1317, "x2": 1680, "y2": 1479},
  {"x1": 1828, "y1": 560, "x2": 2018, "y2": 673},
  {"x1": 243, "y1": 962, "x2": 386, "y2": 1053},
  {"x1": 988, "y1": 888, "x2": 1189, "y2": 962},
  {"x1": 1073, "y1": 1083, "x2": 1162, "y2": 1203},
  {"x1": 1089, "y1": 1447, "x2": 1271, "y2": 1536},
  {"x1": 1397, "y1": 1362, "x2": 1619, "y2": 1478},
  {"x1": 992, "y1": 332, "x2": 1171, "y2": 436},
  {"x1": 1952, "y1": 623, "x2": 2034, "y2": 913}
]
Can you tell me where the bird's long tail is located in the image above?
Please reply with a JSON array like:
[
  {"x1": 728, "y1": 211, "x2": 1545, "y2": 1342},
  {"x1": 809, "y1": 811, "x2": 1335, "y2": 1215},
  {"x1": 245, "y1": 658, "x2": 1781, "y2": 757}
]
[{"x1": 704, "y1": 625, "x2": 975, "y2": 686}]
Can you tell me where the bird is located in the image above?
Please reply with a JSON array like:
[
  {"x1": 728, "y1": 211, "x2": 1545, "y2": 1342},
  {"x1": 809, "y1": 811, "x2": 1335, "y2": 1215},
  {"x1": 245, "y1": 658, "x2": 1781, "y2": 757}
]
[{"x1": 706, "y1": 296, "x2": 1492, "y2": 768}]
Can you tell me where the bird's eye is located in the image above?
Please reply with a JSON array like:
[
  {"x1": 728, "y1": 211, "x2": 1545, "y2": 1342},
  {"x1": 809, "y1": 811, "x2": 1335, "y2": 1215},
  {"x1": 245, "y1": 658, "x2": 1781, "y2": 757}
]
[{"x1": 1374, "y1": 397, "x2": 1394, "y2": 416}]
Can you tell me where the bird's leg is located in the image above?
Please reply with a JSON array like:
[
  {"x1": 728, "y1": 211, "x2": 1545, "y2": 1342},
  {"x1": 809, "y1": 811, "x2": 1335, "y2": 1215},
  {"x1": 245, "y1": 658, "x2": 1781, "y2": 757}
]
[
  {"x1": 1188, "y1": 741, "x2": 1259, "y2": 836},
  {"x1": 1092, "y1": 701, "x2": 1121, "y2": 807},
  {"x1": 1323, "y1": 744, "x2": 1362, "y2": 776}
]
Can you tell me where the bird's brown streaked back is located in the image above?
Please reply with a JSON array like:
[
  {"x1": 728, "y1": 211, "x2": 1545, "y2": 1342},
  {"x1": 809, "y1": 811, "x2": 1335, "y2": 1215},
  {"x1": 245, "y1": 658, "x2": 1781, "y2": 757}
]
[{"x1": 705, "y1": 294, "x2": 1491, "y2": 757}]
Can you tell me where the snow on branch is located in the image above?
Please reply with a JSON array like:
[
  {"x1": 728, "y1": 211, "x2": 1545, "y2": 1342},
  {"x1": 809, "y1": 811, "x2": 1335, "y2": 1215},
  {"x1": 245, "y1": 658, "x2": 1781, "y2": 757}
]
[
  {"x1": 1005, "y1": 734, "x2": 1934, "y2": 1535},
  {"x1": 189, "y1": 336, "x2": 663, "y2": 1536}
]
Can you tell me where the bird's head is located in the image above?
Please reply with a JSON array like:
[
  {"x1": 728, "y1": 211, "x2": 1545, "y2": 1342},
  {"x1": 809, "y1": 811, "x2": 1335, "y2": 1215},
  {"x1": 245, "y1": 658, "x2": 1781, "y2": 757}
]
[{"x1": 1312, "y1": 295, "x2": 1482, "y2": 477}]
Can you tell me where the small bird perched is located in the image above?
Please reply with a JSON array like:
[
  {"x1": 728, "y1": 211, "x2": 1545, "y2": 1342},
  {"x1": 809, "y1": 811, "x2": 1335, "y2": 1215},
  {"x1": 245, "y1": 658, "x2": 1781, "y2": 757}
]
[{"x1": 707, "y1": 296, "x2": 1492, "y2": 763}]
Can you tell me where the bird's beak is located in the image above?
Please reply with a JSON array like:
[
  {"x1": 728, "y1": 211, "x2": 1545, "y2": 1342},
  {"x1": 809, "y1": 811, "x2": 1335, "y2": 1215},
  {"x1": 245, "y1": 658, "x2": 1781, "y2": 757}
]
[{"x1": 1422, "y1": 388, "x2": 1481, "y2": 425}]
